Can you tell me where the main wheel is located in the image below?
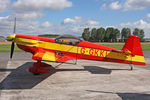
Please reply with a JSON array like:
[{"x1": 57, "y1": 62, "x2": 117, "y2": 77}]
[{"x1": 33, "y1": 73, "x2": 40, "y2": 75}]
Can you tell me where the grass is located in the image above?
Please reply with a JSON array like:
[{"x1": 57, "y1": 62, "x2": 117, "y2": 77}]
[
  {"x1": 0, "y1": 42, "x2": 150, "y2": 52},
  {"x1": 141, "y1": 43, "x2": 150, "y2": 51},
  {"x1": 0, "y1": 42, "x2": 21, "y2": 52},
  {"x1": 97, "y1": 42, "x2": 150, "y2": 51},
  {"x1": 98, "y1": 43, "x2": 124, "y2": 50}
]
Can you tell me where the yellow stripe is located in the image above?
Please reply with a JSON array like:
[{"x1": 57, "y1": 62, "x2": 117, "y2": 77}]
[
  {"x1": 42, "y1": 52, "x2": 56, "y2": 61},
  {"x1": 15, "y1": 37, "x2": 145, "y2": 63},
  {"x1": 15, "y1": 37, "x2": 78, "y2": 53},
  {"x1": 34, "y1": 52, "x2": 45, "y2": 58},
  {"x1": 77, "y1": 47, "x2": 145, "y2": 63},
  {"x1": 106, "y1": 51, "x2": 145, "y2": 63}
]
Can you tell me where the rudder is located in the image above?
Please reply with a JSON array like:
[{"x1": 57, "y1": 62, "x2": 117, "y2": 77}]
[{"x1": 122, "y1": 35, "x2": 143, "y2": 56}]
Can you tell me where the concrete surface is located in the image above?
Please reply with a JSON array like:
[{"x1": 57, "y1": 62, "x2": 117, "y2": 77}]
[{"x1": 0, "y1": 52, "x2": 150, "y2": 100}]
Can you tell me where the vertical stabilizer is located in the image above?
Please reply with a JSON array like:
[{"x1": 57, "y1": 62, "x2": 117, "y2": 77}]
[
  {"x1": 122, "y1": 35, "x2": 143, "y2": 56},
  {"x1": 121, "y1": 35, "x2": 146, "y2": 66}
]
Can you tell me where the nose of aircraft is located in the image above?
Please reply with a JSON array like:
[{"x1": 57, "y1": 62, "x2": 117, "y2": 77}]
[
  {"x1": 6, "y1": 34, "x2": 16, "y2": 41},
  {"x1": 6, "y1": 34, "x2": 16, "y2": 59}
]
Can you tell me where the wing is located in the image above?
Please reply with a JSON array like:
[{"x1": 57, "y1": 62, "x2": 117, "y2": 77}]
[{"x1": 32, "y1": 50, "x2": 75, "y2": 63}]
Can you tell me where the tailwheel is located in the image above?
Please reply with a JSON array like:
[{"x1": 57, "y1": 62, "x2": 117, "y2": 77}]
[{"x1": 28, "y1": 60, "x2": 52, "y2": 75}]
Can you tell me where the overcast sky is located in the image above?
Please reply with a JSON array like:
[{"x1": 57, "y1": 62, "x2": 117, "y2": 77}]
[{"x1": 0, "y1": 0, "x2": 150, "y2": 37}]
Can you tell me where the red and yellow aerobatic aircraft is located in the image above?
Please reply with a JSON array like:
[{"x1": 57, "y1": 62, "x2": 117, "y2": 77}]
[{"x1": 7, "y1": 19, "x2": 146, "y2": 75}]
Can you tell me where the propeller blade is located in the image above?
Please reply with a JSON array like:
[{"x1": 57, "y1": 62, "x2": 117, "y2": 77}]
[
  {"x1": 9, "y1": 18, "x2": 17, "y2": 59},
  {"x1": 10, "y1": 42, "x2": 15, "y2": 59},
  {"x1": 13, "y1": 17, "x2": 16, "y2": 34}
]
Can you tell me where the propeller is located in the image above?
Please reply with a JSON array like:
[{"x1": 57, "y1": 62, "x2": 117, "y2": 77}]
[
  {"x1": 10, "y1": 17, "x2": 16, "y2": 59},
  {"x1": 10, "y1": 42, "x2": 15, "y2": 59},
  {"x1": 13, "y1": 17, "x2": 16, "y2": 34}
]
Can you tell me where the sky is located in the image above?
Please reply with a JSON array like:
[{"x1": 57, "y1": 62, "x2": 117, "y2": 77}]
[{"x1": 0, "y1": 0, "x2": 150, "y2": 37}]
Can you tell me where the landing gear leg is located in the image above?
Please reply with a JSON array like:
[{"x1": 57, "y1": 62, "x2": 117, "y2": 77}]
[
  {"x1": 130, "y1": 64, "x2": 133, "y2": 70},
  {"x1": 29, "y1": 60, "x2": 52, "y2": 75}
]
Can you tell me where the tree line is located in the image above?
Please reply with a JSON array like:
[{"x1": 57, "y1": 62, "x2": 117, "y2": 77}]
[{"x1": 82, "y1": 27, "x2": 145, "y2": 42}]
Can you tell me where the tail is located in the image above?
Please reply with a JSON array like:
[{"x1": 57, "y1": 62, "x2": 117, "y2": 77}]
[{"x1": 122, "y1": 35, "x2": 146, "y2": 66}]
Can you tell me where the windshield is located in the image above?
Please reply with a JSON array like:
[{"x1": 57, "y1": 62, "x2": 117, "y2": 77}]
[{"x1": 55, "y1": 34, "x2": 82, "y2": 45}]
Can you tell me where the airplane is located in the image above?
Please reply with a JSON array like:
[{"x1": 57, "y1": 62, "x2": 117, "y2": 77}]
[{"x1": 6, "y1": 18, "x2": 146, "y2": 75}]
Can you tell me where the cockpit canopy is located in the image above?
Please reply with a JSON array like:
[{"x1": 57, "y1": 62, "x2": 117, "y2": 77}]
[{"x1": 55, "y1": 34, "x2": 82, "y2": 45}]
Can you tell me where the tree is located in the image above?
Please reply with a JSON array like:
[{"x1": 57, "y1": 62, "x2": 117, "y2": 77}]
[
  {"x1": 82, "y1": 28, "x2": 90, "y2": 41},
  {"x1": 113, "y1": 28, "x2": 120, "y2": 42},
  {"x1": 105, "y1": 27, "x2": 114, "y2": 42},
  {"x1": 91, "y1": 28, "x2": 97, "y2": 41},
  {"x1": 139, "y1": 29, "x2": 145, "y2": 41},
  {"x1": 121, "y1": 28, "x2": 131, "y2": 42},
  {"x1": 109, "y1": 27, "x2": 115, "y2": 42},
  {"x1": 96, "y1": 27, "x2": 105, "y2": 42},
  {"x1": 133, "y1": 28, "x2": 145, "y2": 41},
  {"x1": 133, "y1": 28, "x2": 139, "y2": 36}
]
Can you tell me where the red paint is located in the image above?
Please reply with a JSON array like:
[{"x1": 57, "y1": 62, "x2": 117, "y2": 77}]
[
  {"x1": 14, "y1": 34, "x2": 146, "y2": 74},
  {"x1": 29, "y1": 60, "x2": 52, "y2": 74},
  {"x1": 16, "y1": 34, "x2": 55, "y2": 43},
  {"x1": 77, "y1": 41, "x2": 120, "y2": 52},
  {"x1": 122, "y1": 35, "x2": 143, "y2": 56},
  {"x1": 77, "y1": 53, "x2": 145, "y2": 66},
  {"x1": 94, "y1": 49, "x2": 99, "y2": 56},
  {"x1": 17, "y1": 41, "x2": 145, "y2": 66},
  {"x1": 100, "y1": 50, "x2": 104, "y2": 57},
  {"x1": 80, "y1": 48, "x2": 86, "y2": 54},
  {"x1": 89, "y1": 49, "x2": 94, "y2": 55},
  {"x1": 17, "y1": 44, "x2": 35, "y2": 54}
]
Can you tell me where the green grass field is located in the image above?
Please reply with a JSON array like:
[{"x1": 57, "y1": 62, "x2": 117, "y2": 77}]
[
  {"x1": 0, "y1": 42, "x2": 21, "y2": 52},
  {"x1": 98, "y1": 42, "x2": 150, "y2": 51},
  {"x1": 0, "y1": 42, "x2": 150, "y2": 52}
]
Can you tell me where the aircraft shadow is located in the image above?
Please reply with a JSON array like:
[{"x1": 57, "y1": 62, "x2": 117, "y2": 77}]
[
  {"x1": 83, "y1": 66, "x2": 111, "y2": 74},
  {"x1": 57, "y1": 66, "x2": 113, "y2": 74},
  {"x1": 86, "y1": 90, "x2": 150, "y2": 100},
  {"x1": 0, "y1": 62, "x2": 128, "y2": 90},
  {"x1": 0, "y1": 62, "x2": 56, "y2": 90},
  {"x1": 83, "y1": 66, "x2": 130, "y2": 74}
]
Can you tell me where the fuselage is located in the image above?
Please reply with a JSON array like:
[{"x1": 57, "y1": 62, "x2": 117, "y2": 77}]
[{"x1": 10, "y1": 34, "x2": 145, "y2": 66}]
